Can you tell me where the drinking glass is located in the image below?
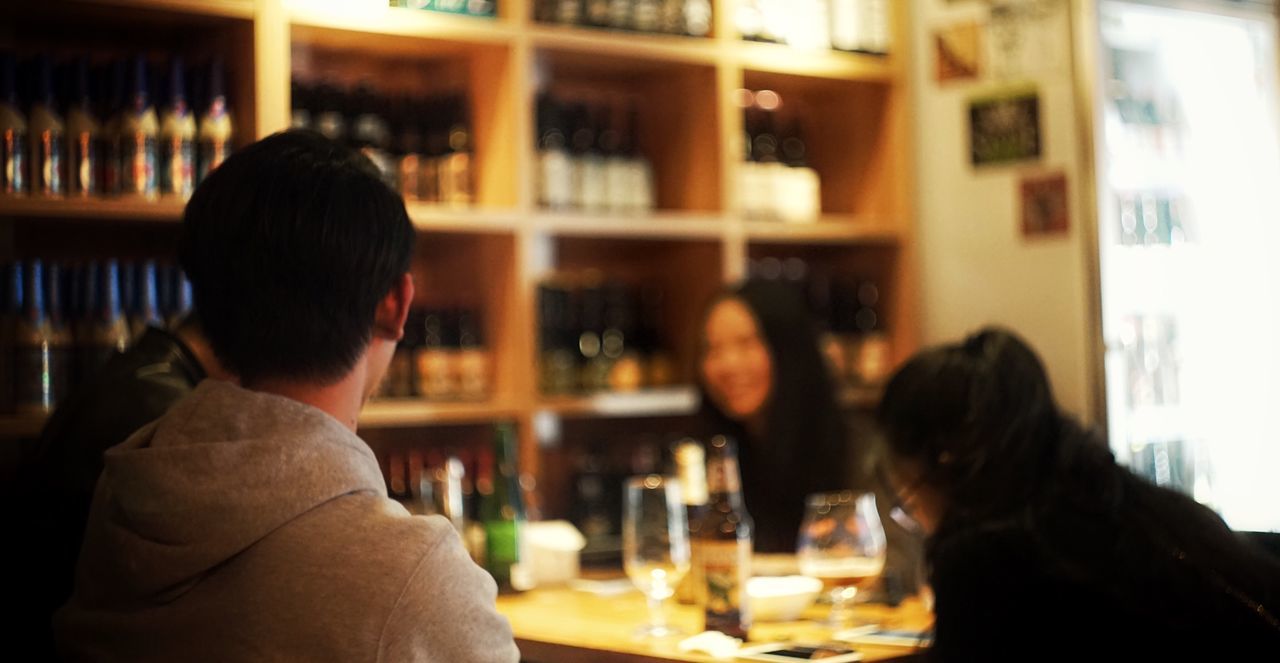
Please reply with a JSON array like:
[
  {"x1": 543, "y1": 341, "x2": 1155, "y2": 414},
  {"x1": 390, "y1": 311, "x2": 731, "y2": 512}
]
[
  {"x1": 623, "y1": 475, "x2": 691, "y2": 639},
  {"x1": 797, "y1": 491, "x2": 887, "y2": 628}
]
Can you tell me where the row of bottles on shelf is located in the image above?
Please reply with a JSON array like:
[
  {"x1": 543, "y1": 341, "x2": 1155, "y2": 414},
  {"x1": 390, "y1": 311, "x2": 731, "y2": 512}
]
[
  {"x1": 536, "y1": 93, "x2": 654, "y2": 215},
  {"x1": 747, "y1": 256, "x2": 891, "y2": 388},
  {"x1": 533, "y1": 0, "x2": 712, "y2": 37},
  {"x1": 1117, "y1": 192, "x2": 1190, "y2": 247},
  {"x1": 374, "y1": 307, "x2": 492, "y2": 402},
  {"x1": 0, "y1": 52, "x2": 234, "y2": 200},
  {"x1": 1, "y1": 259, "x2": 193, "y2": 415},
  {"x1": 390, "y1": 0, "x2": 498, "y2": 18},
  {"x1": 738, "y1": 0, "x2": 891, "y2": 54},
  {"x1": 385, "y1": 423, "x2": 534, "y2": 592},
  {"x1": 739, "y1": 89, "x2": 820, "y2": 224},
  {"x1": 291, "y1": 79, "x2": 474, "y2": 207},
  {"x1": 537, "y1": 273, "x2": 676, "y2": 396},
  {"x1": 1117, "y1": 313, "x2": 1179, "y2": 410}
]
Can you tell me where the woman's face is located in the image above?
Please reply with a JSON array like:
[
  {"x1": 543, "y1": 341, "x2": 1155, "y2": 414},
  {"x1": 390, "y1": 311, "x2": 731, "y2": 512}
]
[{"x1": 700, "y1": 298, "x2": 774, "y2": 420}]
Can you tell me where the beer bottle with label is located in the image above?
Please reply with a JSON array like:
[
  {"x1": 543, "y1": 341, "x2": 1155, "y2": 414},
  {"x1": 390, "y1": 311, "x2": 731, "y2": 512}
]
[
  {"x1": 699, "y1": 435, "x2": 753, "y2": 639},
  {"x1": 672, "y1": 438, "x2": 709, "y2": 604}
]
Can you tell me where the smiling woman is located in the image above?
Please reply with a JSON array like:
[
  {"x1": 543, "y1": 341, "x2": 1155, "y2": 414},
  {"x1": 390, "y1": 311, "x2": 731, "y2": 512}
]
[{"x1": 693, "y1": 280, "x2": 920, "y2": 592}]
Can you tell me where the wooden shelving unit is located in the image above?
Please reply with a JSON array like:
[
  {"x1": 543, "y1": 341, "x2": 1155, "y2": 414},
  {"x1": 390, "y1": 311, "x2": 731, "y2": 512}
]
[{"x1": 2, "y1": 0, "x2": 917, "y2": 516}]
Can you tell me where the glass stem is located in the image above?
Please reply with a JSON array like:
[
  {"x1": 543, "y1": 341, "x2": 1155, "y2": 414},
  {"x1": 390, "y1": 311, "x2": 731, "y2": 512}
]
[
  {"x1": 647, "y1": 592, "x2": 667, "y2": 631},
  {"x1": 830, "y1": 587, "x2": 857, "y2": 626}
]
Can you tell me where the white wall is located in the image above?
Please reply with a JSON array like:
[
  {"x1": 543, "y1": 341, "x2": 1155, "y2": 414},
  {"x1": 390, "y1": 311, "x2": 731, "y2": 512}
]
[{"x1": 910, "y1": 0, "x2": 1095, "y2": 420}]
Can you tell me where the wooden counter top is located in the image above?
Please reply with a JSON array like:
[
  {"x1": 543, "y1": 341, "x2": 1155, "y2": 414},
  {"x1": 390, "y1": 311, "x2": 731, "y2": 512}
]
[{"x1": 497, "y1": 585, "x2": 932, "y2": 663}]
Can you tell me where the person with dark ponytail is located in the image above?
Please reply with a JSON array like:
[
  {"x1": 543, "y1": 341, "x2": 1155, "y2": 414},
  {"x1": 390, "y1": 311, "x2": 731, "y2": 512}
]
[
  {"x1": 696, "y1": 279, "x2": 921, "y2": 590},
  {"x1": 878, "y1": 327, "x2": 1280, "y2": 659}
]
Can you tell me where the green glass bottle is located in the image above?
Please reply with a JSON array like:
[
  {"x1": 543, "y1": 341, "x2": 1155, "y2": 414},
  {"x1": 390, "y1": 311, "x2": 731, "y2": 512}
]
[{"x1": 480, "y1": 422, "x2": 531, "y2": 593}]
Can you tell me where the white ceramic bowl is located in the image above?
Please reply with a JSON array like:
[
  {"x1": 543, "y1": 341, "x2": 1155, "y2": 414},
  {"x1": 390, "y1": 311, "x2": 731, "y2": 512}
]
[{"x1": 747, "y1": 575, "x2": 823, "y2": 622}]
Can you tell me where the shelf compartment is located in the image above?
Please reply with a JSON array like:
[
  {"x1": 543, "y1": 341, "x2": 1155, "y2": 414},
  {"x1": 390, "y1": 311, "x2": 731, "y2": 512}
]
[
  {"x1": 291, "y1": 24, "x2": 520, "y2": 207},
  {"x1": 544, "y1": 235, "x2": 725, "y2": 387},
  {"x1": 533, "y1": 47, "x2": 721, "y2": 213},
  {"x1": 740, "y1": 68, "x2": 897, "y2": 220}
]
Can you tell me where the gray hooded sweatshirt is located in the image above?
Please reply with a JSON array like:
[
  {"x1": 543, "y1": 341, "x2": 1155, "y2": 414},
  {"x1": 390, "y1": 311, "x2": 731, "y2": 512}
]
[{"x1": 55, "y1": 380, "x2": 520, "y2": 663}]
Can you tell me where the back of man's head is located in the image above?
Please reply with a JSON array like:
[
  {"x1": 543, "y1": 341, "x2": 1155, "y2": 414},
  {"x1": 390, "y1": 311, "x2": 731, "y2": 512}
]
[{"x1": 179, "y1": 130, "x2": 414, "y2": 386}]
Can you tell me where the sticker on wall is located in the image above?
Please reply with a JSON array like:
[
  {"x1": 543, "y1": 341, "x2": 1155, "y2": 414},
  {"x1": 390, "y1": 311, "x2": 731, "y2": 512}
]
[
  {"x1": 988, "y1": 0, "x2": 1070, "y2": 80},
  {"x1": 969, "y1": 86, "x2": 1041, "y2": 166},
  {"x1": 934, "y1": 22, "x2": 983, "y2": 83},
  {"x1": 1020, "y1": 171, "x2": 1069, "y2": 237}
]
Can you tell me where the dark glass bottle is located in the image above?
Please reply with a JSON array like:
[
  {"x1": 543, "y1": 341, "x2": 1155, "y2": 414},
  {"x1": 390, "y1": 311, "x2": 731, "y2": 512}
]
[
  {"x1": 699, "y1": 435, "x2": 753, "y2": 639},
  {"x1": 14, "y1": 261, "x2": 70, "y2": 413},
  {"x1": 28, "y1": 55, "x2": 64, "y2": 197},
  {"x1": 129, "y1": 261, "x2": 162, "y2": 341},
  {"x1": 438, "y1": 95, "x2": 473, "y2": 207},
  {"x1": 480, "y1": 422, "x2": 531, "y2": 593},
  {"x1": 79, "y1": 260, "x2": 131, "y2": 382},
  {"x1": 197, "y1": 57, "x2": 234, "y2": 183},
  {"x1": 65, "y1": 58, "x2": 99, "y2": 197},
  {"x1": 159, "y1": 58, "x2": 195, "y2": 198},
  {"x1": 535, "y1": 93, "x2": 572, "y2": 210},
  {"x1": 119, "y1": 56, "x2": 158, "y2": 198},
  {"x1": 0, "y1": 52, "x2": 27, "y2": 195}
]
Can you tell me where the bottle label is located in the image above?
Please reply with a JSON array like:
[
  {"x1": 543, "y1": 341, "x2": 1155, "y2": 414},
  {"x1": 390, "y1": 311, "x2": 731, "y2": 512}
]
[
  {"x1": 703, "y1": 538, "x2": 752, "y2": 634},
  {"x1": 34, "y1": 129, "x2": 63, "y2": 195},
  {"x1": 70, "y1": 131, "x2": 96, "y2": 195},
  {"x1": 2, "y1": 128, "x2": 25, "y2": 194},
  {"x1": 121, "y1": 131, "x2": 157, "y2": 197},
  {"x1": 161, "y1": 135, "x2": 195, "y2": 198}
]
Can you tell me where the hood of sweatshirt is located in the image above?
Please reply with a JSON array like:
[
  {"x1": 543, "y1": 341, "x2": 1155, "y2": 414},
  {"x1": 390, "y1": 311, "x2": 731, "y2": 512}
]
[{"x1": 74, "y1": 379, "x2": 386, "y2": 606}]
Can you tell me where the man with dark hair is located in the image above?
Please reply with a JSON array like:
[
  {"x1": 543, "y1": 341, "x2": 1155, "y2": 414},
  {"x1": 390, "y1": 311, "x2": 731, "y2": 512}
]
[{"x1": 54, "y1": 131, "x2": 520, "y2": 662}]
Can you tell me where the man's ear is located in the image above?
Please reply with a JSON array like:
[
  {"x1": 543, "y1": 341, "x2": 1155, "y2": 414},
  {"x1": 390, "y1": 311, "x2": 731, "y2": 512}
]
[{"x1": 374, "y1": 272, "x2": 414, "y2": 341}]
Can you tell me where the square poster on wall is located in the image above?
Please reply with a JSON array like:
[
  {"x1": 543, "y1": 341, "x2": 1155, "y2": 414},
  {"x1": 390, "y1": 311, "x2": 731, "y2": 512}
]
[
  {"x1": 935, "y1": 21, "x2": 983, "y2": 83},
  {"x1": 969, "y1": 86, "x2": 1041, "y2": 166},
  {"x1": 1020, "y1": 172, "x2": 1069, "y2": 237}
]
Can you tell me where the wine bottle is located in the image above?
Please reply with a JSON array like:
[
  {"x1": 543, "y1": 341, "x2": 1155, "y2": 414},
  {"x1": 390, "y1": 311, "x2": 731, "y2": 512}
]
[
  {"x1": 14, "y1": 261, "x2": 72, "y2": 413},
  {"x1": 0, "y1": 52, "x2": 27, "y2": 195},
  {"x1": 197, "y1": 58, "x2": 234, "y2": 183},
  {"x1": 159, "y1": 57, "x2": 196, "y2": 199},
  {"x1": 119, "y1": 56, "x2": 159, "y2": 198},
  {"x1": 536, "y1": 93, "x2": 573, "y2": 210},
  {"x1": 438, "y1": 94, "x2": 473, "y2": 207},
  {"x1": 65, "y1": 58, "x2": 99, "y2": 197},
  {"x1": 28, "y1": 55, "x2": 64, "y2": 197},
  {"x1": 699, "y1": 435, "x2": 753, "y2": 639}
]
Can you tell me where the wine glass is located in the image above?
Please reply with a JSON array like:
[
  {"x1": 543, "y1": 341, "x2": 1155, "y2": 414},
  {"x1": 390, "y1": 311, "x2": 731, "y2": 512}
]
[
  {"x1": 623, "y1": 475, "x2": 691, "y2": 639},
  {"x1": 797, "y1": 491, "x2": 887, "y2": 628}
]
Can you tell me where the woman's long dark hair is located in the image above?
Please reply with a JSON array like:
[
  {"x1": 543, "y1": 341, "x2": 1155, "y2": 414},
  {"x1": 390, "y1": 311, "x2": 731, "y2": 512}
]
[
  {"x1": 696, "y1": 279, "x2": 849, "y2": 553},
  {"x1": 878, "y1": 327, "x2": 1280, "y2": 633}
]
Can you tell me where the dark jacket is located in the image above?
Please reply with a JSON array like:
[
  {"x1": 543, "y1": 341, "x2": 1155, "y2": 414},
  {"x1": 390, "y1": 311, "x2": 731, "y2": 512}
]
[
  {"x1": 926, "y1": 468, "x2": 1280, "y2": 661},
  {"x1": 12, "y1": 326, "x2": 205, "y2": 660}
]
